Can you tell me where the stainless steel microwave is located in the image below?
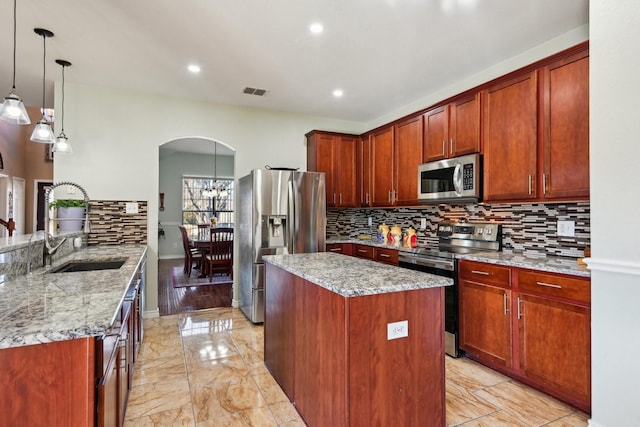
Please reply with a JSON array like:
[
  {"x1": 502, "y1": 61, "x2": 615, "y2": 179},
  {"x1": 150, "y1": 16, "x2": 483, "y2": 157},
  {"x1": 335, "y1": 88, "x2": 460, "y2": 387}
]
[{"x1": 417, "y1": 153, "x2": 481, "y2": 203}]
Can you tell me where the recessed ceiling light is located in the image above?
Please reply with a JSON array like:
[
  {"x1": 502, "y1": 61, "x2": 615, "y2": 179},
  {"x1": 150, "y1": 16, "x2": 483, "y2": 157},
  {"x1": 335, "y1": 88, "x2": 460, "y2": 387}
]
[
  {"x1": 309, "y1": 22, "x2": 324, "y2": 34},
  {"x1": 333, "y1": 89, "x2": 343, "y2": 98},
  {"x1": 188, "y1": 64, "x2": 201, "y2": 74}
]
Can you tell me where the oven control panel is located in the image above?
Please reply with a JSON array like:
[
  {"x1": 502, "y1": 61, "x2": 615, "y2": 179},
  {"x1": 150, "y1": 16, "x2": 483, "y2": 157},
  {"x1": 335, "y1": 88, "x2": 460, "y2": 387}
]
[{"x1": 437, "y1": 222, "x2": 501, "y2": 242}]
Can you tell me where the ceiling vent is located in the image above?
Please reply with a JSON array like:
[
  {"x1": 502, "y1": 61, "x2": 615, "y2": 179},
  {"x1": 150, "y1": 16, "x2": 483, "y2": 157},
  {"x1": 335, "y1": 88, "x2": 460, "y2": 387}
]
[{"x1": 242, "y1": 87, "x2": 269, "y2": 97}]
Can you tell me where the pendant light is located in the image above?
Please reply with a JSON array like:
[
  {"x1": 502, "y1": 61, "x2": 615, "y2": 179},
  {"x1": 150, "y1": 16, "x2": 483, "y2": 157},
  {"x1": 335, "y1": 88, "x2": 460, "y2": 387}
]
[
  {"x1": 52, "y1": 60, "x2": 72, "y2": 153},
  {"x1": 0, "y1": 0, "x2": 30, "y2": 124},
  {"x1": 30, "y1": 28, "x2": 55, "y2": 143}
]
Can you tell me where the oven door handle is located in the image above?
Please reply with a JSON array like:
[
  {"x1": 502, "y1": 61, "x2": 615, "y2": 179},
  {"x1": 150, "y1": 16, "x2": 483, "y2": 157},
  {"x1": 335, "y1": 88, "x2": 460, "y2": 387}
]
[{"x1": 398, "y1": 254, "x2": 454, "y2": 271}]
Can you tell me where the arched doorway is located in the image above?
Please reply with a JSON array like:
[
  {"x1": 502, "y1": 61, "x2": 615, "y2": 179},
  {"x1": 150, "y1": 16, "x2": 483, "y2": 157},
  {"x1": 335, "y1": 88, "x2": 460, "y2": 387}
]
[{"x1": 157, "y1": 137, "x2": 236, "y2": 315}]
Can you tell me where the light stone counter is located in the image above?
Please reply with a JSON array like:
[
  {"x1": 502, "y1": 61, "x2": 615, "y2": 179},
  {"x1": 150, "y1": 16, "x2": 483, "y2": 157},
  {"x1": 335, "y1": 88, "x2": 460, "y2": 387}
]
[
  {"x1": 0, "y1": 244, "x2": 147, "y2": 349},
  {"x1": 327, "y1": 237, "x2": 590, "y2": 278},
  {"x1": 262, "y1": 252, "x2": 452, "y2": 297}
]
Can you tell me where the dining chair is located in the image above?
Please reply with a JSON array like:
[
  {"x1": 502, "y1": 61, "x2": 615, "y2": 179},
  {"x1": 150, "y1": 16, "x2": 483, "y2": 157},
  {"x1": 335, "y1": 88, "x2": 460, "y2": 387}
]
[
  {"x1": 197, "y1": 223, "x2": 210, "y2": 240},
  {"x1": 179, "y1": 225, "x2": 202, "y2": 277},
  {"x1": 204, "y1": 227, "x2": 234, "y2": 281}
]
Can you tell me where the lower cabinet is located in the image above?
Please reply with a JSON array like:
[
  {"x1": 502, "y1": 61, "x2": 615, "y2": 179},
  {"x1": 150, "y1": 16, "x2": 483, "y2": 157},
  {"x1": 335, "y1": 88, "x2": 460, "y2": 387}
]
[
  {"x1": 329, "y1": 243, "x2": 399, "y2": 266},
  {"x1": 458, "y1": 260, "x2": 591, "y2": 413},
  {"x1": 326, "y1": 243, "x2": 353, "y2": 256}
]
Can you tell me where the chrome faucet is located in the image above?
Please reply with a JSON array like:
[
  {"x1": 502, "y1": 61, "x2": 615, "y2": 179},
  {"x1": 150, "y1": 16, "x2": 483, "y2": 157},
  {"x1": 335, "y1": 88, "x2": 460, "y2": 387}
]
[{"x1": 44, "y1": 182, "x2": 91, "y2": 265}]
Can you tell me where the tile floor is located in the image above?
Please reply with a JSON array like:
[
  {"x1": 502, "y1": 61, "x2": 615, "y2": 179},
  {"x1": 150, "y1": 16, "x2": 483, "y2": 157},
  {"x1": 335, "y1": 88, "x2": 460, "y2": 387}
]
[{"x1": 125, "y1": 308, "x2": 590, "y2": 426}]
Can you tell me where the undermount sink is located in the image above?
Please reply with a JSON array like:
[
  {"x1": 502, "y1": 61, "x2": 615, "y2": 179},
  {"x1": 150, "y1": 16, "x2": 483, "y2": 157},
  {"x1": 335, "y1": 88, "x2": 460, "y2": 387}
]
[{"x1": 49, "y1": 259, "x2": 127, "y2": 273}]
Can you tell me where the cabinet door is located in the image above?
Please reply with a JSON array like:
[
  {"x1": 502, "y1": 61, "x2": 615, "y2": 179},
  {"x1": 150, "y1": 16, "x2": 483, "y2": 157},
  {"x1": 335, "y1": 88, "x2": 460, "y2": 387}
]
[
  {"x1": 483, "y1": 72, "x2": 538, "y2": 202},
  {"x1": 423, "y1": 105, "x2": 448, "y2": 162},
  {"x1": 543, "y1": 51, "x2": 590, "y2": 200},
  {"x1": 450, "y1": 93, "x2": 481, "y2": 157},
  {"x1": 459, "y1": 280, "x2": 512, "y2": 368},
  {"x1": 371, "y1": 126, "x2": 394, "y2": 206},
  {"x1": 334, "y1": 135, "x2": 358, "y2": 207},
  {"x1": 359, "y1": 135, "x2": 372, "y2": 207},
  {"x1": 307, "y1": 132, "x2": 336, "y2": 207},
  {"x1": 353, "y1": 244, "x2": 374, "y2": 260},
  {"x1": 518, "y1": 293, "x2": 591, "y2": 405},
  {"x1": 394, "y1": 116, "x2": 423, "y2": 205}
]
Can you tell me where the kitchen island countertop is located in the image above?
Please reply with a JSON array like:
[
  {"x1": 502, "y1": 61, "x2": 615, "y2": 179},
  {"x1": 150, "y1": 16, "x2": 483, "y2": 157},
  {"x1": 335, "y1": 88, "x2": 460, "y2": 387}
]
[
  {"x1": 0, "y1": 244, "x2": 147, "y2": 350},
  {"x1": 262, "y1": 251, "x2": 452, "y2": 297}
]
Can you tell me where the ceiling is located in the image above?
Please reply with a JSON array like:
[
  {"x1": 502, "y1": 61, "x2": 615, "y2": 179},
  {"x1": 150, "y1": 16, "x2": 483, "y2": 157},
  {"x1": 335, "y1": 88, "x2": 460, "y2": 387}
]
[{"x1": 1, "y1": 0, "x2": 588, "y2": 125}]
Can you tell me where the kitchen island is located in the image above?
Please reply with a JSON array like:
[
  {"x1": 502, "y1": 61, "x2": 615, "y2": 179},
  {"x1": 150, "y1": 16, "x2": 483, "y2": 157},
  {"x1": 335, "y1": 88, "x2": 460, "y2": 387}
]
[
  {"x1": 0, "y1": 244, "x2": 147, "y2": 427},
  {"x1": 263, "y1": 252, "x2": 451, "y2": 427}
]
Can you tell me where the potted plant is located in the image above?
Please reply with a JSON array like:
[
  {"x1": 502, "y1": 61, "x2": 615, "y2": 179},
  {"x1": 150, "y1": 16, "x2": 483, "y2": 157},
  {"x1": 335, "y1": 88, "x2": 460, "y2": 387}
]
[{"x1": 49, "y1": 199, "x2": 88, "y2": 232}]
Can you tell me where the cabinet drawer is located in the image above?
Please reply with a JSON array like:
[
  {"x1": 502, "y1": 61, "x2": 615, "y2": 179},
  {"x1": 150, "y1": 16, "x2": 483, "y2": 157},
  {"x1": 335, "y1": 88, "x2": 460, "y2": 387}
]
[
  {"x1": 375, "y1": 247, "x2": 398, "y2": 266},
  {"x1": 518, "y1": 270, "x2": 590, "y2": 303},
  {"x1": 327, "y1": 243, "x2": 353, "y2": 256},
  {"x1": 353, "y1": 244, "x2": 374, "y2": 260},
  {"x1": 459, "y1": 260, "x2": 511, "y2": 288}
]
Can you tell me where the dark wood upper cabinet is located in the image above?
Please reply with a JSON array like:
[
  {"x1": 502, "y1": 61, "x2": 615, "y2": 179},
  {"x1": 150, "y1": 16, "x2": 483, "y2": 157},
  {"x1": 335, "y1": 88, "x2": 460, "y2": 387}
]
[
  {"x1": 483, "y1": 72, "x2": 539, "y2": 202},
  {"x1": 370, "y1": 126, "x2": 395, "y2": 207},
  {"x1": 306, "y1": 131, "x2": 358, "y2": 207},
  {"x1": 541, "y1": 49, "x2": 590, "y2": 200},
  {"x1": 358, "y1": 134, "x2": 372, "y2": 207},
  {"x1": 393, "y1": 115, "x2": 423, "y2": 205}
]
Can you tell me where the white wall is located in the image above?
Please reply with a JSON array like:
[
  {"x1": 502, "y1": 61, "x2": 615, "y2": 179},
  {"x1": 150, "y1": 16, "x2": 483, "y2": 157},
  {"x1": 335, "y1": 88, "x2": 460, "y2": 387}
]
[{"x1": 588, "y1": 1, "x2": 640, "y2": 426}]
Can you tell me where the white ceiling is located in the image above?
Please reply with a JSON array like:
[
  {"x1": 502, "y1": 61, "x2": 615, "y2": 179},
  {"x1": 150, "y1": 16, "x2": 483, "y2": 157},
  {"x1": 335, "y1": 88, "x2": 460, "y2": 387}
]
[{"x1": 1, "y1": 0, "x2": 588, "y2": 125}]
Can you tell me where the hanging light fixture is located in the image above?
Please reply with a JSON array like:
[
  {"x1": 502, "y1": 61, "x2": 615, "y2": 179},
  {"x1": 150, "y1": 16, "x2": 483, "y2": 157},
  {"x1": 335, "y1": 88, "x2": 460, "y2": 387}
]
[
  {"x1": 30, "y1": 28, "x2": 55, "y2": 143},
  {"x1": 52, "y1": 59, "x2": 72, "y2": 153},
  {"x1": 0, "y1": 0, "x2": 30, "y2": 124},
  {"x1": 202, "y1": 142, "x2": 219, "y2": 198}
]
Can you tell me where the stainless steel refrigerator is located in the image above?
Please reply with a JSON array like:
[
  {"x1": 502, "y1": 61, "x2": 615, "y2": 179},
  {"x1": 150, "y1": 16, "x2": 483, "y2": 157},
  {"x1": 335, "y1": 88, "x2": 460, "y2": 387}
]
[{"x1": 238, "y1": 169, "x2": 326, "y2": 323}]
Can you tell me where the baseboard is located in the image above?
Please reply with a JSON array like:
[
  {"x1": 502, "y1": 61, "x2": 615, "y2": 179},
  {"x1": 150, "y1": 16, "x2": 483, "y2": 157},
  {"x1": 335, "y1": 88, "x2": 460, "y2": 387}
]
[
  {"x1": 143, "y1": 308, "x2": 160, "y2": 318},
  {"x1": 232, "y1": 298, "x2": 240, "y2": 308},
  {"x1": 159, "y1": 255, "x2": 183, "y2": 260}
]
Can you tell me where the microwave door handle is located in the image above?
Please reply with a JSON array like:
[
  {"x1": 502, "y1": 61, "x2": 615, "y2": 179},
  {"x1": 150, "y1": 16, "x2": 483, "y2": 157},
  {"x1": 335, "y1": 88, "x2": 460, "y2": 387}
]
[{"x1": 453, "y1": 163, "x2": 463, "y2": 195}]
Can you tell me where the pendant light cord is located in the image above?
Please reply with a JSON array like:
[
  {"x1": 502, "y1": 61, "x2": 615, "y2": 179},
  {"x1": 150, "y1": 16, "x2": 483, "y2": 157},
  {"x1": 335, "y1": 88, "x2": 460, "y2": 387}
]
[
  {"x1": 11, "y1": 0, "x2": 17, "y2": 90},
  {"x1": 41, "y1": 32, "x2": 46, "y2": 117},
  {"x1": 60, "y1": 64, "x2": 65, "y2": 132}
]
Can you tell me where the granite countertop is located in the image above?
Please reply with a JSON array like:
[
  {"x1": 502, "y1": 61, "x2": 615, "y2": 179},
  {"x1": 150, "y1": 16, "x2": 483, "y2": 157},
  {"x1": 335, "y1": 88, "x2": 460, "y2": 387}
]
[
  {"x1": 327, "y1": 237, "x2": 590, "y2": 278},
  {"x1": 0, "y1": 244, "x2": 147, "y2": 350},
  {"x1": 263, "y1": 252, "x2": 452, "y2": 298}
]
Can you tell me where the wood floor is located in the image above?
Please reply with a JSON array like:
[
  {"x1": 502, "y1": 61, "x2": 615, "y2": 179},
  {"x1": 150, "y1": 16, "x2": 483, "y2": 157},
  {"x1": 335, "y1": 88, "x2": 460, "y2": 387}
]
[{"x1": 158, "y1": 258, "x2": 232, "y2": 316}]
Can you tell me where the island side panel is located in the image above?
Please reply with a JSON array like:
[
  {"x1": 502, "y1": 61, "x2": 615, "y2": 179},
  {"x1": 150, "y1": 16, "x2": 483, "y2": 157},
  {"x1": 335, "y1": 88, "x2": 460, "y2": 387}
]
[
  {"x1": 295, "y1": 277, "x2": 348, "y2": 427},
  {"x1": 348, "y1": 287, "x2": 445, "y2": 427},
  {"x1": 264, "y1": 263, "x2": 296, "y2": 401},
  {"x1": 0, "y1": 337, "x2": 96, "y2": 427}
]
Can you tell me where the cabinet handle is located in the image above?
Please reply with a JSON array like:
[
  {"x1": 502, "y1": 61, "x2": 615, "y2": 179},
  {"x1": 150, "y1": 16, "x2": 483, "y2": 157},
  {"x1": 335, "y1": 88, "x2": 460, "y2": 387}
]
[
  {"x1": 388, "y1": 191, "x2": 391, "y2": 203},
  {"x1": 442, "y1": 140, "x2": 446, "y2": 155},
  {"x1": 357, "y1": 249, "x2": 367, "y2": 253},
  {"x1": 365, "y1": 193, "x2": 370, "y2": 204},
  {"x1": 379, "y1": 253, "x2": 391, "y2": 258},
  {"x1": 528, "y1": 175, "x2": 533, "y2": 195},
  {"x1": 536, "y1": 281, "x2": 562, "y2": 289},
  {"x1": 339, "y1": 193, "x2": 343, "y2": 205},
  {"x1": 471, "y1": 270, "x2": 490, "y2": 275},
  {"x1": 517, "y1": 297, "x2": 523, "y2": 319},
  {"x1": 503, "y1": 293, "x2": 508, "y2": 315},
  {"x1": 329, "y1": 248, "x2": 342, "y2": 252},
  {"x1": 333, "y1": 193, "x2": 336, "y2": 204},
  {"x1": 450, "y1": 138, "x2": 454, "y2": 155},
  {"x1": 543, "y1": 174, "x2": 547, "y2": 195},
  {"x1": 392, "y1": 190, "x2": 397, "y2": 203}
]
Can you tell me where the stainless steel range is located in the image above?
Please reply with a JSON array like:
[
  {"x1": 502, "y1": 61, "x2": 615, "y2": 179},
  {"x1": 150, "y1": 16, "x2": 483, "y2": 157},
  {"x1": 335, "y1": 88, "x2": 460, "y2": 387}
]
[{"x1": 398, "y1": 221, "x2": 502, "y2": 357}]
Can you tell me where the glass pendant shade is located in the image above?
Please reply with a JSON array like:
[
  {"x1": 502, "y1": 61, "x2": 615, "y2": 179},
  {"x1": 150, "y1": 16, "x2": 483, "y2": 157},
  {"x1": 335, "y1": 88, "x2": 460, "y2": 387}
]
[
  {"x1": 53, "y1": 132, "x2": 72, "y2": 153},
  {"x1": 30, "y1": 119, "x2": 55, "y2": 143},
  {"x1": 0, "y1": 92, "x2": 30, "y2": 124}
]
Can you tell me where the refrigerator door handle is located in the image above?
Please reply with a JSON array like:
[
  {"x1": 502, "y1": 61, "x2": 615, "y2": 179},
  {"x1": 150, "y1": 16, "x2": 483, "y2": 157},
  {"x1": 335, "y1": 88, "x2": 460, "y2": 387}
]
[{"x1": 287, "y1": 177, "x2": 295, "y2": 254}]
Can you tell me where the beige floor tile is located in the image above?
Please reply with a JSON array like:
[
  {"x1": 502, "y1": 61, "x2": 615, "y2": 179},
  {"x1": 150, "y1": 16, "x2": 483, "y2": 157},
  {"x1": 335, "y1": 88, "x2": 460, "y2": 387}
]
[
  {"x1": 138, "y1": 337, "x2": 184, "y2": 361},
  {"x1": 187, "y1": 354, "x2": 251, "y2": 385},
  {"x1": 126, "y1": 378, "x2": 192, "y2": 420},
  {"x1": 473, "y1": 381, "x2": 574, "y2": 426},
  {"x1": 544, "y1": 411, "x2": 590, "y2": 427},
  {"x1": 190, "y1": 375, "x2": 267, "y2": 423},
  {"x1": 446, "y1": 378, "x2": 498, "y2": 426},
  {"x1": 456, "y1": 410, "x2": 530, "y2": 427},
  {"x1": 269, "y1": 401, "x2": 304, "y2": 425},
  {"x1": 446, "y1": 356, "x2": 510, "y2": 391},
  {"x1": 183, "y1": 337, "x2": 240, "y2": 363},
  {"x1": 195, "y1": 413, "x2": 247, "y2": 426},
  {"x1": 238, "y1": 406, "x2": 279, "y2": 427},
  {"x1": 124, "y1": 402, "x2": 195, "y2": 426},
  {"x1": 253, "y1": 371, "x2": 290, "y2": 405},
  {"x1": 132, "y1": 354, "x2": 187, "y2": 386}
]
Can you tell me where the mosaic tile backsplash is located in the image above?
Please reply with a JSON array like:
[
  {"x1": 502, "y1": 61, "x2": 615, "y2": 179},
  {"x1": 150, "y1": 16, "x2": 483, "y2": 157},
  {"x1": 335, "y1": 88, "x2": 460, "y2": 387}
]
[
  {"x1": 87, "y1": 200, "x2": 148, "y2": 246},
  {"x1": 327, "y1": 202, "x2": 590, "y2": 259}
]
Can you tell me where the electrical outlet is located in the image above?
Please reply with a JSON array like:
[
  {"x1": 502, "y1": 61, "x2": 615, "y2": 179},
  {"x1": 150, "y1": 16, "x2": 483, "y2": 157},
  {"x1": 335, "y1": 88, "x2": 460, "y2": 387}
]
[
  {"x1": 557, "y1": 220, "x2": 575, "y2": 237},
  {"x1": 368, "y1": 217, "x2": 372, "y2": 227},
  {"x1": 420, "y1": 218, "x2": 427, "y2": 230},
  {"x1": 387, "y1": 320, "x2": 408, "y2": 340},
  {"x1": 125, "y1": 202, "x2": 139, "y2": 214}
]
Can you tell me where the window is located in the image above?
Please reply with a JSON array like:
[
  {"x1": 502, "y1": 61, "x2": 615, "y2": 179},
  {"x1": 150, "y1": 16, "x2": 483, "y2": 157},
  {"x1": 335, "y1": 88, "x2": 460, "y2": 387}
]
[{"x1": 182, "y1": 176, "x2": 234, "y2": 239}]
